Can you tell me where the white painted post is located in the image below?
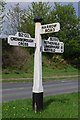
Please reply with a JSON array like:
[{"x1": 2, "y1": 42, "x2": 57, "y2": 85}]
[
  {"x1": 32, "y1": 17, "x2": 43, "y2": 112},
  {"x1": 8, "y1": 17, "x2": 63, "y2": 113}
]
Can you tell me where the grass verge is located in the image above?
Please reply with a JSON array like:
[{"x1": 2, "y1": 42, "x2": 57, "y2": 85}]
[
  {"x1": 2, "y1": 66, "x2": 78, "y2": 78},
  {"x1": 2, "y1": 93, "x2": 79, "y2": 118},
  {"x1": 1, "y1": 65, "x2": 79, "y2": 83},
  {"x1": 1, "y1": 76, "x2": 78, "y2": 83}
]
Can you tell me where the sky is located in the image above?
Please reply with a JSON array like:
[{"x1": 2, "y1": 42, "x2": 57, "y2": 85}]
[
  {"x1": 1, "y1": 1, "x2": 79, "y2": 36},
  {"x1": 5, "y1": 2, "x2": 79, "y2": 17}
]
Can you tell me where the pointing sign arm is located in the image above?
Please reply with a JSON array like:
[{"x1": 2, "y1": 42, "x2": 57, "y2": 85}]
[
  {"x1": 41, "y1": 23, "x2": 60, "y2": 34},
  {"x1": 8, "y1": 35, "x2": 36, "y2": 47},
  {"x1": 42, "y1": 37, "x2": 64, "y2": 53}
]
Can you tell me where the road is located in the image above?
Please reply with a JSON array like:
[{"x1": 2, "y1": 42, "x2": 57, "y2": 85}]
[{"x1": 2, "y1": 79, "x2": 78, "y2": 102}]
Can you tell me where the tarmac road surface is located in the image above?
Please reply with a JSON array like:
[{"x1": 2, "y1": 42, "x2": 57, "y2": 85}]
[{"x1": 2, "y1": 79, "x2": 78, "y2": 102}]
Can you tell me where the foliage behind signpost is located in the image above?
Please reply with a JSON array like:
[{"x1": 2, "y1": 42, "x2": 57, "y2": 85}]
[
  {"x1": 6, "y1": 3, "x2": 26, "y2": 35},
  {"x1": 2, "y1": 2, "x2": 80, "y2": 70},
  {"x1": 20, "y1": 2, "x2": 51, "y2": 37},
  {"x1": 20, "y1": 2, "x2": 80, "y2": 64},
  {"x1": 49, "y1": 3, "x2": 80, "y2": 61}
]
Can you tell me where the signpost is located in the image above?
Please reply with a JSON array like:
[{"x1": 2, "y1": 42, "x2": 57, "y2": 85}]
[
  {"x1": 32, "y1": 17, "x2": 43, "y2": 112},
  {"x1": 8, "y1": 16, "x2": 64, "y2": 112},
  {"x1": 41, "y1": 23, "x2": 60, "y2": 34},
  {"x1": 8, "y1": 35, "x2": 35, "y2": 47},
  {"x1": 15, "y1": 32, "x2": 31, "y2": 38},
  {"x1": 42, "y1": 37, "x2": 64, "y2": 53}
]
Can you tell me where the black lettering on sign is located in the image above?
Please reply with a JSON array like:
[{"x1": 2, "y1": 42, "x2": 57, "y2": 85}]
[
  {"x1": 42, "y1": 26, "x2": 46, "y2": 29},
  {"x1": 19, "y1": 32, "x2": 23, "y2": 37},
  {"x1": 45, "y1": 45, "x2": 59, "y2": 49},
  {"x1": 44, "y1": 41, "x2": 60, "y2": 47},
  {"x1": 58, "y1": 43, "x2": 60, "y2": 45},
  {"x1": 21, "y1": 42, "x2": 23, "y2": 45},
  {"x1": 18, "y1": 42, "x2": 23, "y2": 46},
  {"x1": 42, "y1": 24, "x2": 57, "y2": 30},
  {"x1": 45, "y1": 28, "x2": 53, "y2": 32},
  {"x1": 24, "y1": 43, "x2": 28, "y2": 46},
  {"x1": 18, "y1": 32, "x2": 30, "y2": 38},
  {"x1": 48, "y1": 25, "x2": 52, "y2": 28},
  {"x1": 50, "y1": 37, "x2": 53, "y2": 41},
  {"x1": 18, "y1": 42, "x2": 29, "y2": 46},
  {"x1": 11, "y1": 37, "x2": 14, "y2": 41},
  {"x1": 20, "y1": 38, "x2": 23, "y2": 41},
  {"x1": 44, "y1": 47, "x2": 56, "y2": 53},
  {"x1": 45, "y1": 28, "x2": 55, "y2": 33},
  {"x1": 61, "y1": 46, "x2": 63, "y2": 49},
  {"x1": 50, "y1": 37, "x2": 59, "y2": 42},
  {"x1": 18, "y1": 42, "x2": 21, "y2": 45},
  {"x1": 52, "y1": 28, "x2": 55, "y2": 31},
  {"x1": 47, "y1": 25, "x2": 49, "y2": 28},
  {"x1": 10, "y1": 37, "x2": 34, "y2": 43}
]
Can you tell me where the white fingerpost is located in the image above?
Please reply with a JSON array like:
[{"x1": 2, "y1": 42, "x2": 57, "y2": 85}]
[
  {"x1": 8, "y1": 16, "x2": 64, "y2": 113},
  {"x1": 32, "y1": 17, "x2": 43, "y2": 112}
]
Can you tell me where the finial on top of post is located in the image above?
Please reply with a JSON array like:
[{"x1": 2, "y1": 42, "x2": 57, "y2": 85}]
[{"x1": 34, "y1": 16, "x2": 43, "y2": 23}]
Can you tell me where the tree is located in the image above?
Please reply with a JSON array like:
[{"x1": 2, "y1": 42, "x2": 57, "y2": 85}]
[
  {"x1": 0, "y1": 0, "x2": 6, "y2": 34},
  {"x1": 49, "y1": 3, "x2": 80, "y2": 62},
  {"x1": 49, "y1": 3, "x2": 78, "y2": 40},
  {"x1": 20, "y1": 2, "x2": 51, "y2": 37},
  {"x1": 20, "y1": 2, "x2": 80, "y2": 65},
  {"x1": 6, "y1": 3, "x2": 26, "y2": 35},
  {"x1": 2, "y1": 3, "x2": 27, "y2": 69},
  {"x1": 3, "y1": 2, "x2": 80, "y2": 69}
]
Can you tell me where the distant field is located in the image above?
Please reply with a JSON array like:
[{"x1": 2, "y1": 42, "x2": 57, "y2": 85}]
[{"x1": 2, "y1": 93, "x2": 79, "y2": 118}]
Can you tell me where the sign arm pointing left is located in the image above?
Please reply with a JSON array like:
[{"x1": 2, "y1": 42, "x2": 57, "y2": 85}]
[{"x1": 8, "y1": 34, "x2": 36, "y2": 47}]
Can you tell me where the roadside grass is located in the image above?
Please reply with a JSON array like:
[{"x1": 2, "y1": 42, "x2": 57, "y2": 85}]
[
  {"x1": 1, "y1": 65, "x2": 79, "y2": 83},
  {"x1": 2, "y1": 93, "x2": 79, "y2": 118},
  {"x1": 2, "y1": 65, "x2": 78, "y2": 79},
  {"x1": 43, "y1": 66, "x2": 78, "y2": 77},
  {"x1": 1, "y1": 76, "x2": 78, "y2": 83},
  {"x1": 2, "y1": 71, "x2": 33, "y2": 79},
  {"x1": 0, "y1": 74, "x2": 2, "y2": 79}
]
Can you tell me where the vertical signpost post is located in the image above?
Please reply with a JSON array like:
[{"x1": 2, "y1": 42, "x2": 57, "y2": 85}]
[
  {"x1": 32, "y1": 17, "x2": 43, "y2": 112},
  {"x1": 8, "y1": 16, "x2": 64, "y2": 113}
]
